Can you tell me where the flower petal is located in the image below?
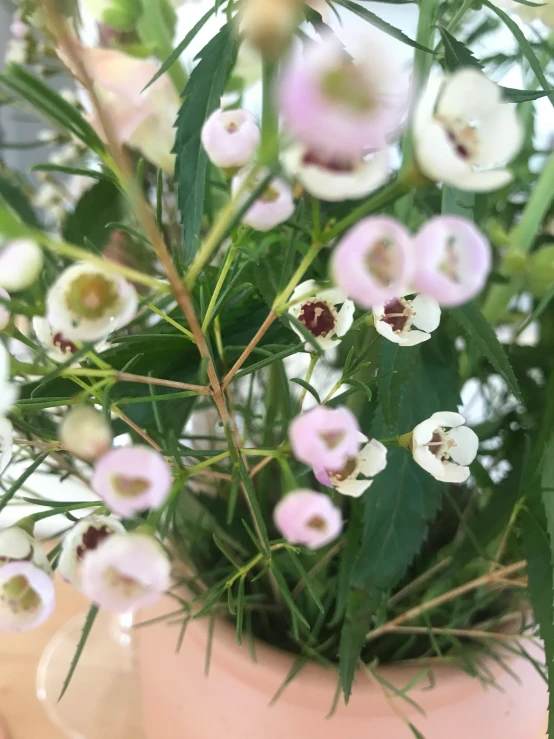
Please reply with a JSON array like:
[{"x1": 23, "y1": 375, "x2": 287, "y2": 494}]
[
  {"x1": 335, "y1": 478, "x2": 372, "y2": 498},
  {"x1": 358, "y1": 439, "x2": 388, "y2": 477},
  {"x1": 411, "y1": 294, "x2": 441, "y2": 333},
  {"x1": 448, "y1": 425, "x2": 479, "y2": 466},
  {"x1": 430, "y1": 411, "x2": 466, "y2": 428},
  {"x1": 413, "y1": 445, "x2": 446, "y2": 479},
  {"x1": 440, "y1": 462, "x2": 471, "y2": 484}
]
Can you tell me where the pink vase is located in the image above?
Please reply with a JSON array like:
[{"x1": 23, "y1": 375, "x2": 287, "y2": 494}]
[{"x1": 136, "y1": 600, "x2": 547, "y2": 739}]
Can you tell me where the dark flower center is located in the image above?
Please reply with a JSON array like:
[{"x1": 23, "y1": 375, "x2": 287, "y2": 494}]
[
  {"x1": 428, "y1": 430, "x2": 445, "y2": 457},
  {"x1": 319, "y1": 430, "x2": 345, "y2": 450},
  {"x1": 365, "y1": 239, "x2": 398, "y2": 286},
  {"x1": 306, "y1": 515, "x2": 327, "y2": 531},
  {"x1": 65, "y1": 273, "x2": 119, "y2": 320},
  {"x1": 76, "y1": 525, "x2": 113, "y2": 560},
  {"x1": 333, "y1": 456, "x2": 358, "y2": 482},
  {"x1": 440, "y1": 239, "x2": 461, "y2": 283},
  {"x1": 224, "y1": 121, "x2": 239, "y2": 134},
  {"x1": 302, "y1": 151, "x2": 355, "y2": 173},
  {"x1": 298, "y1": 300, "x2": 336, "y2": 338},
  {"x1": 322, "y1": 63, "x2": 375, "y2": 114},
  {"x1": 112, "y1": 474, "x2": 150, "y2": 498},
  {"x1": 2, "y1": 575, "x2": 40, "y2": 613},
  {"x1": 52, "y1": 332, "x2": 78, "y2": 355},
  {"x1": 382, "y1": 298, "x2": 410, "y2": 333}
]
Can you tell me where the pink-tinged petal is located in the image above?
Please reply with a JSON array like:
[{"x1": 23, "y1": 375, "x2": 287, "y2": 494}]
[
  {"x1": 58, "y1": 516, "x2": 125, "y2": 589},
  {"x1": 232, "y1": 170, "x2": 295, "y2": 231},
  {"x1": 201, "y1": 109, "x2": 260, "y2": 169},
  {"x1": 10, "y1": 19, "x2": 28, "y2": 38},
  {"x1": 279, "y1": 33, "x2": 406, "y2": 161},
  {"x1": 0, "y1": 561, "x2": 55, "y2": 632},
  {"x1": 60, "y1": 406, "x2": 113, "y2": 462},
  {"x1": 92, "y1": 446, "x2": 172, "y2": 517},
  {"x1": 289, "y1": 405, "x2": 363, "y2": 472},
  {"x1": 331, "y1": 217, "x2": 415, "y2": 308},
  {"x1": 274, "y1": 490, "x2": 342, "y2": 550},
  {"x1": 0, "y1": 288, "x2": 10, "y2": 331},
  {"x1": 413, "y1": 216, "x2": 491, "y2": 307},
  {"x1": 81, "y1": 533, "x2": 170, "y2": 613},
  {"x1": 313, "y1": 466, "x2": 333, "y2": 487}
]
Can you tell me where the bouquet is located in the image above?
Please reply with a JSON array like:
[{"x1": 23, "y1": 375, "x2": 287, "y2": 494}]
[{"x1": 0, "y1": 0, "x2": 553, "y2": 734}]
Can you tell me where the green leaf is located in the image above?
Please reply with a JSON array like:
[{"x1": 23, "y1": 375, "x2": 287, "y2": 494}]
[
  {"x1": 336, "y1": 1, "x2": 434, "y2": 53},
  {"x1": 174, "y1": 24, "x2": 238, "y2": 262},
  {"x1": 31, "y1": 164, "x2": 117, "y2": 184},
  {"x1": 377, "y1": 341, "x2": 419, "y2": 433},
  {"x1": 0, "y1": 65, "x2": 105, "y2": 153},
  {"x1": 58, "y1": 605, "x2": 99, "y2": 701},
  {"x1": 142, "y1": 5, "x2": 216, "y2": 92},
  {"x1": 483, "y1": 0, "x2": 554, "y2": 107},
  {"x1": 236, "y1": 455, "x2": 271, "y2": 555},
  {"x1": 408, "y1": 724, "x2": 426, "y2": 739},
  {"x1": 62, "y1": 180, "x2": 125, "y2": 251},
  {"x1": 0, "y1": 177, "x2": 39, "y2": 227},
  {"x1": 0, "y1": 452, "x2": 50, "y2": 513},
  {"x1": 439, "y1": 27, "x2": 482, "y2": 71},
  {"x1": 451, "y1": 302, "x2": 522, "y2": 402},
  {"x1": 286, "y1": 550, "x2": 324, "y2": 613},
  {"x1": 501, "y1": 87, "x2": 554, "y2": 102},
  {"x1": 290, "y1": 377, "x2": 321, "y2": 405}
]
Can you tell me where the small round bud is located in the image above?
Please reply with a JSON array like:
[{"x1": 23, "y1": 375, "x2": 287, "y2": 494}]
[
  {"x1": 60, "y1": 406, "x2": 113, "y2": 462},
  {"x1": 0, "y1": 239, "x2": 43, "y2": 292},
  {"x1": 240, "y1": 0, "x2": 302, "y2": 58}
]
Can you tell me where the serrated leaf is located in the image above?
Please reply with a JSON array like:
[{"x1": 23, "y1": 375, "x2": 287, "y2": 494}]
[
  {"x1": 377, "y1": 341, "x2": 419, "y2": 433},
  {"x1": 336, "y1": 0, "x2": 434, "y2": 53},
  {"x1": 142, "y1": 5, "x2": 216, "y2": 92},
  {"x1": 502, "y1": 86, "x2": 554, "y2": 102},
  {"x1": 483, "y1": 0, "x2": 554, "y2": 107},
  {"x1": 452, "y1": 302, "x2": 522, "y2": 402},
  {"x1": 63, "y1": 180, "x2": 125, "y2": 251},
  {"x1": 174, "y1": 24, "x2": 238, "y2": 262},
  {"x1": 58, "y1": 605, "x2": 99, "y2": 701},
  {"x1": 439, "y1": 27, "x2": 482, "y2": 71}
]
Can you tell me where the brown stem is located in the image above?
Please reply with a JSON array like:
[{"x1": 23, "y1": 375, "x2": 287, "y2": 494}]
[
  {"x1": 250, "y1": 455, "x2": 274, "y2": 478},
  {"x1": 382, "y1": 625, "x2": 534, "y2": 642},
  {"x1": 223, "y1": 310, "x2": 278, "y2": 389},
  {"x1": 115, "y1": 372, "x2": 211, "y2": 395},
  {"x1": 112, "y1": 407, "x2": 163, "y2": 452},
  {"x1": 367, "y1": 560, "x2": 527, "y2": 643}
]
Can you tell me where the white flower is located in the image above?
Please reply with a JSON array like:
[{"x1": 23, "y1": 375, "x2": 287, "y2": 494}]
[
  {"x1": 0, "y1": 239, "x2": 43, "y2": 292},
  {"x1": 0, "y1": 288, "x2": 10, "y2": 331},
  {"x1": 33, "y1": 317, "x2": 79, "y2": 363},
  {"x1": 58, "y1": 516, "x2": 125, "y2": 589},
  {"x1": 288, "y1": 279, "x2": 355, "y2": 351},
  {"x1": 412, "y1": 411, "x2": 479, "y2": 483},
  {"x1": 81, "y1": 533, "x2": 171, "y2": 613},
  {"x1": 413, "y1": 69, "x2": 523, "y2": 192},
  {"x1": 0, "y1": 528, "x2": 55, "y2": 632},
  {"x1": 314, "y1": 438, "x2": 388, "y2": 498},
  {"x1": 373, "y1": 295, "x2": 441, "y2": 346},
  {"x1": 282, "y1": 144, "x2": 390, "y2": 202},
  {"x1": 46, "y1": 263, "x2": 138, "y2": 342}
]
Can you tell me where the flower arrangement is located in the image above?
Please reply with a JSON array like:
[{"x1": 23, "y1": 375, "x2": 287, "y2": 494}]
[{"x1": 1, "y1": 0, "x2": 554, "y2": 734}]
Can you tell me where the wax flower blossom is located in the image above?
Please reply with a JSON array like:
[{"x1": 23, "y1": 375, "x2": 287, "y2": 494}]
[
  {"x1": 274, "y1": 490, "x2": 342, "y2": 550},
  {"x1": 58, "y1": 515, "x2": 126, "y2": 589},
  {"x1": 201, "y1": 109, "x2": 260, "y2": 172},
  {"x1": 279, "y1": 33, "x2": 405, "y2": 162},
  {"x1": 411, "y1": 412, "x2": 479, "y2": 483},
  {"x1": 81, "y1": 532, "x2": 171, "y2": 613},
  {"x1": 289, "y1": 405, "x2": 365, "y2": 472},
  {"x1": 413, "y1": 69, "x2": 523, "y2": 192},
  {"x1": 373, "y1": 295, "x2": 441, "y2": 346},
  {"x1": 92, "y1": 446, "x2": 172, "y2": 517},
  {"x1": 0, "y1": 238, "x2": 43, "y2": 292},
  {"x1": 232, "y1": 169, "x2": 295, "y2": 231},
  {"x1": 32, "y1": 317, "x2": 81, "y2": 364},
  {"x1": 0, "y1": 288, "x2": 10, "y2": 331},
  {"x1": 64, "y1": 46, "x2": 180, "y2": 173},
  {"x1": 0, "y1": 527, "x2": 55, "y2": 632},
  {"x1": 282, "y1": 144, "x2": 390, "y2": 202},
  {"x1": 413, "y1": 216, "x2": 492, "y2": 307},
  {"x1": 314, "y1": 438, "x2": 387, "y2": 498},
  {"x1": 46, "y1": 262, "x2": 138, "y2": 342},
  {"x1": 288, "y1": 280, "x2": 355, "y2": 351},
  {"x1": 331, "y1": 216, "x2": 415, "y2": 309},
  {"x1": 60, "y1": 406, "x2": 113, "y2": 462}
]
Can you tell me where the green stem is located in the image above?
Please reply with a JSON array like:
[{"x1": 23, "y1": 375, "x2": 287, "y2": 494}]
[
  {"x1": 187, "y1": 451, "x2": 231, "y2": 474},
  {"x1": 273, "y1": 240, "x2": 325, "y2": 311},
  {"x1": 19, "y1": 502, "x2": 104, "y2": 524},
  {"x1": 139, "y1": 0, "x2": 188, "y2": 95},
  {"x1": 483, "y1": 152, "x2": 554, "y2": 323},
  {"x1": 299, "y1": 354, "x2": 319, "y2": 410},
  {"x1": 260, "y1": 58, "x2": 279, "y2": 166},
  {"x1": 202, "y1": 247, "x2": 237, "y2": 332}
]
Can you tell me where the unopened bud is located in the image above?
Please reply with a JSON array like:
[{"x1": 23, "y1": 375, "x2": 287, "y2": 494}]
[
  {"x1": 0, "y1": 239, "x2": 43, "y2": 292},
  {"x1": 60, "y1": 406, "x2": 113, "y2": 461},
  {"x1": 240, "y1": 0, "x2": 303, "y2": 58}
]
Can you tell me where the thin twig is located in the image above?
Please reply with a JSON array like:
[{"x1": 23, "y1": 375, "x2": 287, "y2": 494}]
[
  {"x1": 291, "y1": 540, "x2": 343, "y2": 599},
  {"x1": 115, "y1": 372, "x2": 211, "y2": 395},
  {"x1": 366, "y1": 561, "x2": 527, "y2": 643},
  {"x1": 250, "y1": 455, "x2": 274, "y2": 478},
  {"x1": 383, "y1": 625, "x2": 534, "y2": 642},
  {"x1": 223, "y1": 311, "x2": 278, "y2": 389},
  {"x1": 388, "y1": 557, "x2": 453, "y2": 607},
  {"x1": 111, "y1": 407, "x2": 163, "y2": 452}
]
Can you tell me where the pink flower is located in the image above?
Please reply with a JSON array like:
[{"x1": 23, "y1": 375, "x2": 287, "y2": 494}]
[
  {"x1": 373, "y1": 294, "x2": 441, "y2": 346},
  {"x1": 232, "y1": 169, "x2": 295, "y2": 231},
  {"x1": 274, "y1": 490, "x2": 342, "y2": 550},
  {"x1": 0, "y1": 288, "x2": 10, "y2": 331},
  {"x1": 279, "y1": 33, "x2": 405, "y2": 161},
  {"x1": 201, "y1": 109, "x2": 260, "y2": 170},
  {"x1": 289, "y1": 405, "x2": 364, "y2": 472},
  {"x1": 0, "y1": 528, "x2": 55, "y2": 633},
  {"x1": 10, "y1": 18, "x2": 28, "y2": 39},
  {"x1": 92, "y1": 446, "x2": 172, "y2": 517},
  {"x1": 58, "y1": 515, "x2": 125, "y2": 589},
  {"x1": 413, "y1": 216, "x2": 492, "y2": 307},
  {"x1": 81, "y1": 533, "x2": 171, "y2": 613},
  {"x1": 331, "y1": 216, "x2": 415, "y2": 308},
  {"x1": 314, "y1": 438, "x2": 387, "y2": 498}
]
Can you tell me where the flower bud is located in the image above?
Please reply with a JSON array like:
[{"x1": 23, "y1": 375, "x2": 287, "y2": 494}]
[
  {"x1": 60, "y1": 406, "x2": 113, "y2": 462},
  {"x1": 0, "y1": 239, "x2": 43, "y2": 292},
  {"x1": 240, "y1": 0, "x2": 303, "y2": 58}
]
